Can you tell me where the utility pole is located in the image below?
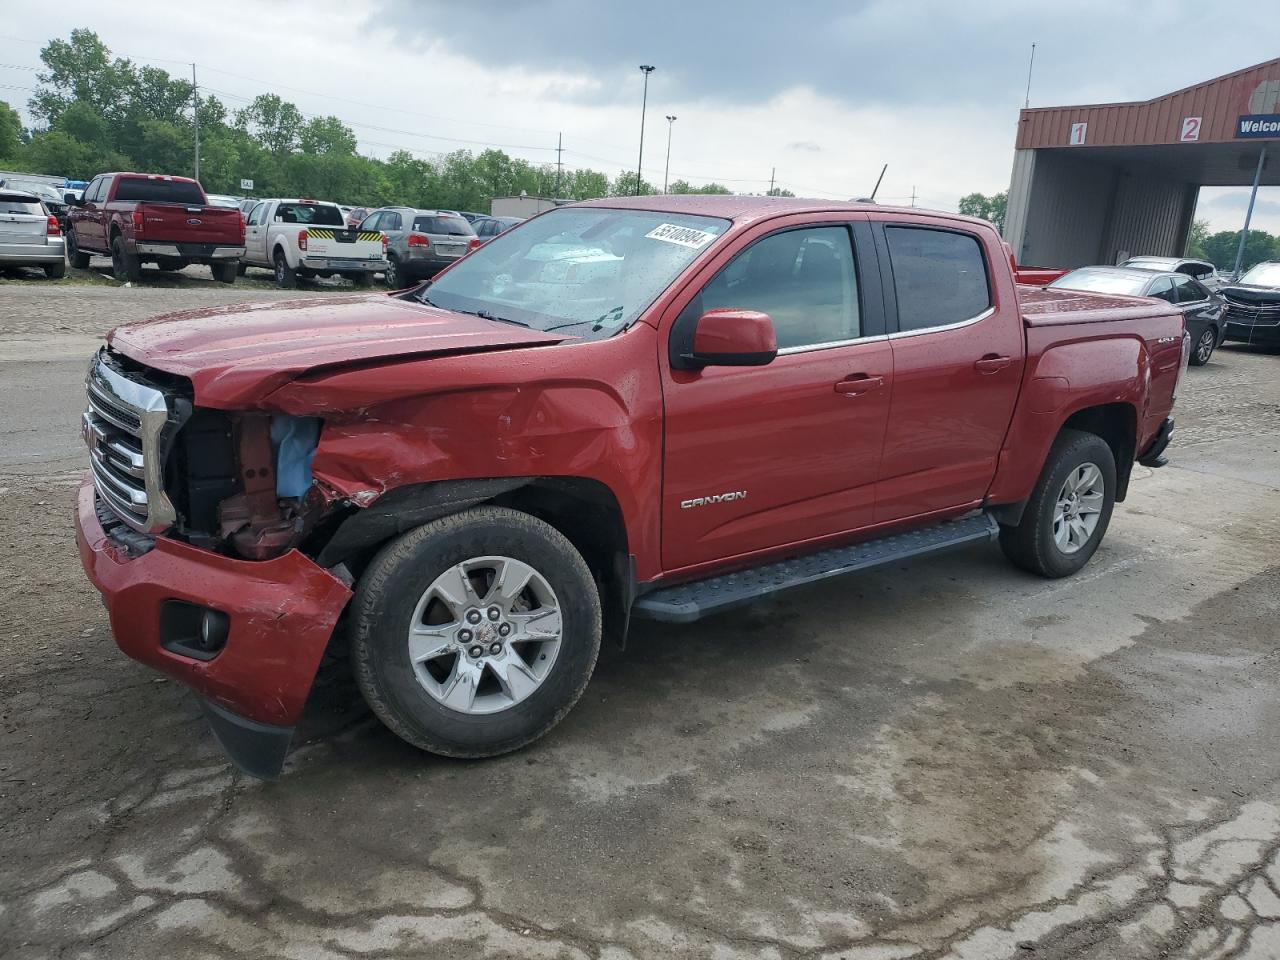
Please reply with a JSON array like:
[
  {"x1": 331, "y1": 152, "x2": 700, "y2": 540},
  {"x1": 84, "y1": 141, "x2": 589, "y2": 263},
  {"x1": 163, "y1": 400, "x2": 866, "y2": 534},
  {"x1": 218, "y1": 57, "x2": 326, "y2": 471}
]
[
  {"x1": 769, "y1": 167, "x2": 775, "y2": 195},
  {"x1": 635, "y1": 65, "x2": 655, "y2": 196},
  {"x1": 910, "y1": 185, "x2": 917, "y2": 207},
  {"x1": 555, "y1": 132, "x2": 563, "y2": 198},
  {"x1": 1233, "y1": 144, "x2": 1269, "y2": 279},
  {"x1": 663, "y1": 115, "x2": 676, "y2": 193},
  {"x1": 1024, "y1": 42, "x2": 1036, "y2": 110},
  {"x1": 191, "y1": 63, "x2": 201, "y2": 182}
]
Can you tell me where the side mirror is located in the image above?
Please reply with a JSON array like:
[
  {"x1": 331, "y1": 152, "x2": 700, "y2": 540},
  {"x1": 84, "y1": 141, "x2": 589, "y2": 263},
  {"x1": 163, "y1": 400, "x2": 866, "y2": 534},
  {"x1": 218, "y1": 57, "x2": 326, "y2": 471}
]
[
  {"x1": 65, "y1": 193, "x2": 82, "y2": 206},
  {"x1": 681, "y1": 308, "x2": 777, "y2": 368}
]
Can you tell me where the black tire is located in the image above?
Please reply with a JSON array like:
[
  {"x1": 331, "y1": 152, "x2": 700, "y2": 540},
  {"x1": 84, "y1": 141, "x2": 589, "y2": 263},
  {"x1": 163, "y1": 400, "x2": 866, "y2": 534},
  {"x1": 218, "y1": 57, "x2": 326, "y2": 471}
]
[
  {"x1": 998, "y1": 428, "x2": 1117, "y2": 578},
  {"x1": 351, "y1": 506, "x2": 602, "y2": 759},
  {"x1": 351, "y1": 272, "x2": 372, "y2": 288},
  {"x1": 1190, "y1": 326, "x2": 1216, "y2": 366},
  {"x1": 236, "y1": 262, "x2": 247, "y2": 276},
  {"x1": 383, "y1": 254, "x2": 401, "y2": 288},
  {"x1": 110, "y1": 235, "x2": 141, "y2": 282},
  {"x1": 273, "y1": 249, "x2": 297, "y2": 289},
  {"x1": 66, "y1": 229, "x2": 90, "y2": 269},
  {"x1": 43, "y1": 259, "x2": 67, "y2": 279},
  {"x1": 211, "y1": 260, "x2": 237, "y2": 284}
]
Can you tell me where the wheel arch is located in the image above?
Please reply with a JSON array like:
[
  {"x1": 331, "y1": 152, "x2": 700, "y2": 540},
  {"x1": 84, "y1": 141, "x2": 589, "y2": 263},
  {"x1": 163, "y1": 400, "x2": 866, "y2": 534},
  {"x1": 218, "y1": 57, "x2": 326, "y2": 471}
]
[
  {"x1": 1059, "y1": 402, "x2": 1137, "y2": 502},
  {"x1": 313, "y1": 476, "x2": 635, "y2": 646}
]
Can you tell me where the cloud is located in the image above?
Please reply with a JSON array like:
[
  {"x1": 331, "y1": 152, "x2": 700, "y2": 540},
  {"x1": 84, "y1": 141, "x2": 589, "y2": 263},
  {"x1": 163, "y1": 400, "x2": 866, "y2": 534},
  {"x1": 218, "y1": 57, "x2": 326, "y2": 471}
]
[{"x1": 787, "y1": 141, "x2": 822, "y2": 153}]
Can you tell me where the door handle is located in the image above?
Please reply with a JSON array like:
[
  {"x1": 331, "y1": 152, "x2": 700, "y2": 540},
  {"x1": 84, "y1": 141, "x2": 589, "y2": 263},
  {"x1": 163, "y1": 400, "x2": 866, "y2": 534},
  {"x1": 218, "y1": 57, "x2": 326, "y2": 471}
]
[
  {"x1": 834, "y1": 375, "x2": 885, "y2": 396},
  {"x1": 974, "y1": 355, "x2": 1012, "y2": 374}
]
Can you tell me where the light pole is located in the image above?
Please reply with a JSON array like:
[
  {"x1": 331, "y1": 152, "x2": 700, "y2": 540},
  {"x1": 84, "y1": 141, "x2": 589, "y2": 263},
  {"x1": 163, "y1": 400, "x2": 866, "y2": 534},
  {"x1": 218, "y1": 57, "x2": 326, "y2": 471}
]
[
  {"x1": 663, "y1": 115, "x2": 677, "y2": 193},
  {"x1": 635, "y1": 65, "x2": 655, "y2": 196}
]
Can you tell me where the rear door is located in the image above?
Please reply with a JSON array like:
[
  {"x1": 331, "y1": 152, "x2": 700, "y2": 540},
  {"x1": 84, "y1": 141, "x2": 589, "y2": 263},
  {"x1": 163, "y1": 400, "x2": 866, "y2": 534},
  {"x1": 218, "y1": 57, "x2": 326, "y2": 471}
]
[
  {"x1": 1171, "y1": 275, "x2": 1222, "y2": 351},
  {"x1": 661, "y1": 217, "x2": 894, "y2": 570},
  {"x1": 872, "y1": 217, "x2": 1024, "y2": 522}
]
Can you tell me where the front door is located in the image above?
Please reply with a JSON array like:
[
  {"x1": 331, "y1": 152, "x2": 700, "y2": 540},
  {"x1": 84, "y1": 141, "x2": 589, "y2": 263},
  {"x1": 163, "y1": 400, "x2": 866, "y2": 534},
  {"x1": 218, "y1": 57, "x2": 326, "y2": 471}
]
[
  {"x1": 244, "y1": 201, "x2": 270, "y2": 264},
  {"x1": 871, "y1": 218, "x2": 1024, "y2": 521},
  {"x1": 661, "y1": 220, "x2": 893, "y2": 571}
]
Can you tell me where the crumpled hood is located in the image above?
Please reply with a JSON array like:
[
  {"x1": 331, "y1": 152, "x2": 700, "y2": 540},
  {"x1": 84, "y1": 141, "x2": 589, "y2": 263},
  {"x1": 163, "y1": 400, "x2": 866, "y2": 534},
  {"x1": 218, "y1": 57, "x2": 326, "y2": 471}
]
[{"x1": 108, "y1": 293, "x2": 570, "y2": 408}]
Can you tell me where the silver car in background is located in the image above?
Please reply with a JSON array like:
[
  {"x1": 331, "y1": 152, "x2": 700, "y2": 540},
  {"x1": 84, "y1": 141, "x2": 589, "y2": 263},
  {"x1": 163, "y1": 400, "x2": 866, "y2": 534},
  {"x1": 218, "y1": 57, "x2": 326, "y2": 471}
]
[
  {"x1": 358, "y1": 206, "x2": 478, "y2": 287},
  {"x1": 0, "y1": 189, "x2": 66, "y2": 278}
]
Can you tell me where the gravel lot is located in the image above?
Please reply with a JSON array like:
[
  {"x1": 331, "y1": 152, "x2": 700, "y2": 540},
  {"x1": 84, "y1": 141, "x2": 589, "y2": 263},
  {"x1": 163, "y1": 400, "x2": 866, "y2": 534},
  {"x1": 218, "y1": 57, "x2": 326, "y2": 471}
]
[{"x1": 1, "y1": 277, "x2": 1279, "y2": 960}]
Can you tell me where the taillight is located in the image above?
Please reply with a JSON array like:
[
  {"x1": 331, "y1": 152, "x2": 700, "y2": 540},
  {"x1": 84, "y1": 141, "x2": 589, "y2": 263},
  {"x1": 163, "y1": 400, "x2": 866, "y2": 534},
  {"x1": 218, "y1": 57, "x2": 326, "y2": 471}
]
[
  {"x1": 131, "y1": 209, "x2": 144, "y2": 236},
  {"x1": 298, "y1": 229, "x2": 308, "y2": 252},
  {"x1": 468, "y1": 237, "x2": 482, "y2": 251},
  {"x1": 407, "y1": 233, "x2": 430, "y2": 248},
  {"x1": 46, "y1": 215, "x2": 60, "y2": 237},
  {"x1": 381, "y1": 233, "x2": 389, "y2": 252}
]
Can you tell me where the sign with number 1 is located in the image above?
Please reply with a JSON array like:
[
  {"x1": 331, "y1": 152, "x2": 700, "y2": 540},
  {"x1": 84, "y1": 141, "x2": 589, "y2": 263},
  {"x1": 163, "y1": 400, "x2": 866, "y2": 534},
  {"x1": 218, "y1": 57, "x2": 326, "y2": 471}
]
[{"x1": 1069, "y1": 122, "x2": 1087, "y2": 146}]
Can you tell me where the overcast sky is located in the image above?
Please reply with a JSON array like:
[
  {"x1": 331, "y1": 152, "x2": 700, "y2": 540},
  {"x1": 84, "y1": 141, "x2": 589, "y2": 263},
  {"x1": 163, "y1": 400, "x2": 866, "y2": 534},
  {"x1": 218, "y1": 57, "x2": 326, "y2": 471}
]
[{"x1": 0, "y1": 0, "x2": 1276, "y2": 234}]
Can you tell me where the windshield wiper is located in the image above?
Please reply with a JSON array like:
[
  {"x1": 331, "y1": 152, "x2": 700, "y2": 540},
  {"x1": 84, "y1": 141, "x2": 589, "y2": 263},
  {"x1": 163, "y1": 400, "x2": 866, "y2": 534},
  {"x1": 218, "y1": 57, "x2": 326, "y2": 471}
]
[{"x1": 544, "y1": 306, "x2": 624, "y2": 333}]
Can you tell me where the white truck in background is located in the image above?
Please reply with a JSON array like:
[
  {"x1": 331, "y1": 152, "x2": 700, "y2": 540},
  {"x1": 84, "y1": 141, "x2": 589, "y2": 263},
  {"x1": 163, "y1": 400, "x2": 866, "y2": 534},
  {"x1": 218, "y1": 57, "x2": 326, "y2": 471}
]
[{"x1": 241, "y1": 199, "x2": 388, "y2": 288}]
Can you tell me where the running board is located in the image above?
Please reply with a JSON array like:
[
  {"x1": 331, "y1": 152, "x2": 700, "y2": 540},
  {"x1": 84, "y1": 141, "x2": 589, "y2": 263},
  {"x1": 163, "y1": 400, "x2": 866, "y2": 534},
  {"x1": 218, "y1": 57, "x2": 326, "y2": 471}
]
[{"x1": 633, "y1": 513, "x2": 999, "y2": 623}]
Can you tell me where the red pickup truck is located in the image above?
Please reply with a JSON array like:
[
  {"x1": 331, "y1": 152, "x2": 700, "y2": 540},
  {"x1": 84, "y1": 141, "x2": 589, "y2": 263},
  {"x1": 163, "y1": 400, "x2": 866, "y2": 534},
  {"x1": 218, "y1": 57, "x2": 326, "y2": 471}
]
[
  {"x1": 66, "y1": 172, "x2": 245, "y2": 283},
  {"x1": 75, "y1": 196, "x2": 1188, "y2": 777}
]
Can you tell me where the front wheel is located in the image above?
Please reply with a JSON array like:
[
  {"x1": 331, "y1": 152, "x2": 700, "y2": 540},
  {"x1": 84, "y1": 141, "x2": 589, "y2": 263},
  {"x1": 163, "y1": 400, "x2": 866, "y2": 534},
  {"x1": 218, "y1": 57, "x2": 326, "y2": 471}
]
[
  {"x1": 67, "y1": 229, "x2": 90, "y2": 269},
  {"x1": 351, "y1": 506, "x2": 602, "y2": 758},
  {"x1": 999, "y1": 429, "x2": 1116, "y2": 578},
  {"x1": 1190, "y1": 326, "x2": 1216, "y2": 366}
]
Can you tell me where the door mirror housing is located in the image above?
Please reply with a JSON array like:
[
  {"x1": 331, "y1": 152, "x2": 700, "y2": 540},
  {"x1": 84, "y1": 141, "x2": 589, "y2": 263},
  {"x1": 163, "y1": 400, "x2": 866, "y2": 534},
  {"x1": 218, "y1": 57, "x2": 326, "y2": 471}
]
[
  {"x1": 679, "y1": 309, "x2": 777, "y2": 369},
  {"x1": 65, "y1": 193, "x2": 83, "y2": 206}
]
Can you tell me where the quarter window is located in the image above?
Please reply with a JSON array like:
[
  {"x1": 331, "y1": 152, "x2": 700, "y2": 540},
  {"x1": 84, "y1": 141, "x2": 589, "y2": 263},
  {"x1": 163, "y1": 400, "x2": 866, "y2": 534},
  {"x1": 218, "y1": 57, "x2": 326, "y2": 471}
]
[
  {"x1": 885, "y1": 226, "x2": 991, "y2": 332},
  {"x1": 699, "y1": 226, "x2": 860, "y2": 350},
  {"x1": 1172, "y1": 275, "x2": 1207, "y2": 303},
  {"x1": 1146, "y1": 276, "x2": 1177, "y2": 303}
]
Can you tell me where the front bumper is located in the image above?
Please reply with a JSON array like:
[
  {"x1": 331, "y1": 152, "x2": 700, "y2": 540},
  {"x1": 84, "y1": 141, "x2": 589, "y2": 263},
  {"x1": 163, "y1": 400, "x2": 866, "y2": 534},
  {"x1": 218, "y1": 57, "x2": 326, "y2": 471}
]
[
  {"x1": 300, "y1": 256, "x2": 388, "y2": 273},
  {"x1": 75, "y1": 479, "x2": 352, "y2": 777},
  {"x1": 1223, "y1": 321, "x2": 1280, "y2": 345},
  {"x1": 1137, "y1": 418, "x2": 1174, "y2": 468},
  {"x1": 135, "y1": 242, "x2": 244, "y2": 260}
]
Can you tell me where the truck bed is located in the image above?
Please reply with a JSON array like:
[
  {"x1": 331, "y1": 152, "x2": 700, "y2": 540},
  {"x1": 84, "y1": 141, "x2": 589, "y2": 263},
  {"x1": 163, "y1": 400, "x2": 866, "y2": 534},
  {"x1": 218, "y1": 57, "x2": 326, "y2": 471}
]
[{"x1": 1017, "y1": 283, "x2": 1174, "y2": 326}]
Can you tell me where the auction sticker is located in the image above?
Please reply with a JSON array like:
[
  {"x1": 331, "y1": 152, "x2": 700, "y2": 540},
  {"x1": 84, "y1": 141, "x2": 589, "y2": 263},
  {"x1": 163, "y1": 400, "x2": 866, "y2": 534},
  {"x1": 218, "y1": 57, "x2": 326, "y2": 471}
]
[{"x1": 644, "y1": 223, "x2": 717, "y2": 249}]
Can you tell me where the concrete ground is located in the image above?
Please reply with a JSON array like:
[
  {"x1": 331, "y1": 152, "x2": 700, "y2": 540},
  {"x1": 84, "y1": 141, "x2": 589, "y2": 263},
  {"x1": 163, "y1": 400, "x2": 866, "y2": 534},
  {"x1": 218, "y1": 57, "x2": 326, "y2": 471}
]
[{"x1": 1, "y1": 279, "x2": 1278, "y2": 959}]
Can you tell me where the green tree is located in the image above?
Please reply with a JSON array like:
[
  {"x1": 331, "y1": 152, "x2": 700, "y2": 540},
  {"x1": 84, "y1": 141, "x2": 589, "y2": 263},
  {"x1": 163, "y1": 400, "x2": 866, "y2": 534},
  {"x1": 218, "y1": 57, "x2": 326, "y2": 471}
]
[
  {"x1": 236, "y1": 94, "x2": 304, "y2": 154},
  {"x1": 299, "y1": 115, "x2": 357, "y2": 155},
  {"x1": 0, "y1": 100, "x2": 22, "y2": 161},
  {"x1": 667, "y1": 179, "x2": 732, "y2": 195},
  {"x1": 958, "y1": 191, "x2": 1008, "y2": 232},
  {"x1": 1202, "y1": 229, "x2": 1278, "y2": 273},
  {"x1": 611, "y1": 172, "x2": 655, "y2": 196},
  {"x1": 1184, "y1": 218, "x2": 1210, "y2": 259},
  {"x1": 766, "y1": 186, "x2": 796, "y2": 197}
]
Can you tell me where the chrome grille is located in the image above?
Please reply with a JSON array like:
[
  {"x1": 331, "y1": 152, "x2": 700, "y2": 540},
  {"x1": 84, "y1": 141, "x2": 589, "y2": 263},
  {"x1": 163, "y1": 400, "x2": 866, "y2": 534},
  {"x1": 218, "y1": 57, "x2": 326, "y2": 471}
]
[
  {"x1": 83, "y1": 354, "x2": 178, "y2": 533},
  {"x1": 1222, "y1": 296, "x2": 1280, "y2": 327}
]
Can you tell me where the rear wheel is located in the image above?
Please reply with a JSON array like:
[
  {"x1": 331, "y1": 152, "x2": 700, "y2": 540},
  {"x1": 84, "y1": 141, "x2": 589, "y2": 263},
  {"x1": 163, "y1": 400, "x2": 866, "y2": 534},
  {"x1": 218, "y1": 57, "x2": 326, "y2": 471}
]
[
  {"x1": 236, "y1": 261, "x2": 247, "y2": 276},
  {"x1": 999, "y1": 429, "x2": 1116, "y2": 578},
  {"x1": 351, "y1": 506, "x2": 602, "y2": 758},
  {"x1": 66, "y1": 229, "x2": 90, "y2": 269},
  {"x1": 383, "y1": 255, "x2": 401, "y2": 288},
  {"x1": 273, "y1": 250, "x2": 297, "y2": 289},
  {"x1": 110, "y1": 235, "x2": 141, "y2": 282},
  {"x1": 351, "y1": 272, "x2": 372, "y2": 288},
  {"x1": 43, "y1": 259, "x2": 66, "y2": 279},
  {"x1": 1190, "y1": 327, "x2": 1216, "y2": 366},
  {"x1": 211, "y1": 260, "x2": 237, "y2": 284}
]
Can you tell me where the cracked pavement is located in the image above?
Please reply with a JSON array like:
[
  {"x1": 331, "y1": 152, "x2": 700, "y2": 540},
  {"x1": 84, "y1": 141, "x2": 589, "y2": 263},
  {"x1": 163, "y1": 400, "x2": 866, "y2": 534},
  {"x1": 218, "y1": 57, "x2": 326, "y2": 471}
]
[{"x1": 2, "y1": 282, "x2": 1279, "y2": 959}]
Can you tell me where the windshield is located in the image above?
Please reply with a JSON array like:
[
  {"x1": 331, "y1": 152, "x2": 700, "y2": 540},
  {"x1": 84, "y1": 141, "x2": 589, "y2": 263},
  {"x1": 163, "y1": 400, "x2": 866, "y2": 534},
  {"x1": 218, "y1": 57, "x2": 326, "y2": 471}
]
[
  {"x1": 273, "y1": 202, "x2": 345, "y2": 226},
  {"x1": 1238, "y1": 262, "x2": 1280, "y2": 288},
  {"x1": 1049, "y1": 269, "x2": 1149, "y2": 296},
  {"x1": 6, "y1": 181, "x2": 60, "y2": 202},
  {"x1": 420, "y1": 207, "x2": 730, "y2": 338}
]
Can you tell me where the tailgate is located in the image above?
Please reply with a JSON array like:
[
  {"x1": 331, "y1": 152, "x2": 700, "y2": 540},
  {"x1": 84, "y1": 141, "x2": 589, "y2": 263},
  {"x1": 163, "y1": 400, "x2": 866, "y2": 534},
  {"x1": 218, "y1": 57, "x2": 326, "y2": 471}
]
[
  {"x1": 0, "y1": 213, "x2": 50, "y2": 244},
  {"x1": 137, "y1": 203, "x2": 243, "y2": 244},
  {"x1": 305, "y1": 227, "x2": 383, "y2": 260}
]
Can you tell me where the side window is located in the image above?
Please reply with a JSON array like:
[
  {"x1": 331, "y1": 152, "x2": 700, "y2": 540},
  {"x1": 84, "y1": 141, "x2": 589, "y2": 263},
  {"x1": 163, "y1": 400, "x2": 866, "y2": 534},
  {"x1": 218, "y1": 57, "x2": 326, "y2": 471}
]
[
  {"x1": 384, "y1": 212, "x2": 402, "y2": 231},
  {"x1": 247, "y1": 202, "x2": 267, "y2": 226},
  {"x1": 1173, "y1": 276, "x2": 1206, "y2": 303},
  {"x1": 885, "y1": 226, "x2": 991, "y2": 332},
  {"x1": 361, "y1": 212, "x2": 382, "y2": 231},
  {"x1": 86, "y1": 178, "x2": 105, "y2": 202},
  {"x1": 699, "y1": 226, "x2": 860, "y2": 350},
  {"x1": 1146, "y1": 277, "x2": 1177, "y2": 303}
]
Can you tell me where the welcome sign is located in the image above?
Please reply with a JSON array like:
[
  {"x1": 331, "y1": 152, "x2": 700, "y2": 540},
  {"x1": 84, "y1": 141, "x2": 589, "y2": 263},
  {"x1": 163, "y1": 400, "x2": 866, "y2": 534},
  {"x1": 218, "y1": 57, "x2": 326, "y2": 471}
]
[{"x1": 1236, "y1": 114, "x2": 1280, "y2": 138}]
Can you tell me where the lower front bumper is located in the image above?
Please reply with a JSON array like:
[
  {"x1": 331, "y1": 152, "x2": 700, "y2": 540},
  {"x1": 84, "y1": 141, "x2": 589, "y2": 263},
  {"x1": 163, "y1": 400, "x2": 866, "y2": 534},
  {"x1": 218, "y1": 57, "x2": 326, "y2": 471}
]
[
  {"x1": 1138, "y1": 417, "x2": 1174, "y2": 468},
  {"x1": 75, "y1": 479, "x2": 352, "y2": 777},
  {"x1": 1223, "y1": 322, "x2": 1280, "y2": 345}
]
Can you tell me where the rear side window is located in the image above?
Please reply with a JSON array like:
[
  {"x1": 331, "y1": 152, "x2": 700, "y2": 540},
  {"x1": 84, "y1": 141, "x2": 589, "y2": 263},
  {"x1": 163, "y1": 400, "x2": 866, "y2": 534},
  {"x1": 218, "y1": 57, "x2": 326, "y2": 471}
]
[
  {"x1": 1146, "y1": 277, "x2": 1177, "y2": 303},
  {"x1": 1172, "y1": 275, "x2": 1207, "y2": 303},
  {"x1": 273, "y1": 203, "x2": 345, "y2": 226},
  {"x1": 0, "y1": 195, "x2": 44, "y2": 215},
  {"x1": 415, "y1": 215, "x2": 474, "y2": 236},
  {"x1": 885, "y1": 226, "x2": 991, "y2": 332},
  {"x1": 113, "y1": 178, "x2": 207, "y2": 204}
]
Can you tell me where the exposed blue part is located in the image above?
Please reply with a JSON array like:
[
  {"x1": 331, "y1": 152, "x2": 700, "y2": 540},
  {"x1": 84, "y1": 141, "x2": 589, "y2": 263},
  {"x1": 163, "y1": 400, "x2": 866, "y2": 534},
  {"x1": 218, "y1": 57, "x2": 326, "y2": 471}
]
[{"x1": 271, "y1": 416, "x2": 322, "y2": 498}]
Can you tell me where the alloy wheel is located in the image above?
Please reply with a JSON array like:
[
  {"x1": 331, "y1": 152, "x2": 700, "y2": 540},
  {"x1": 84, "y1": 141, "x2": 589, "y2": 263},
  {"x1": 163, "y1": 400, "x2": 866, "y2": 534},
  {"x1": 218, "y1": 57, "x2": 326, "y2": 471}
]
[{"x1": 1052, "y1": 462, "x2": 1105, "y2": 554}]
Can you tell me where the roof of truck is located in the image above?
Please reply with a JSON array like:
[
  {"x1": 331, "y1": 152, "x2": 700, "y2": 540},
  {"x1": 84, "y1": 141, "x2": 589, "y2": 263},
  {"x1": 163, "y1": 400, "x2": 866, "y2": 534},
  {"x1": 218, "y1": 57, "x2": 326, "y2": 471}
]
[{"x1": 573, "y1": 193, "x2": 991, "y2": 229}]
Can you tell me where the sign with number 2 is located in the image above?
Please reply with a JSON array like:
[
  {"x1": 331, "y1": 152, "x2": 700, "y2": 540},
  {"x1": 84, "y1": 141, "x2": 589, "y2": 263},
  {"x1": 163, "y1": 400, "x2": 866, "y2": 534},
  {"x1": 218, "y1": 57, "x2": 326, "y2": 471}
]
[{"x1": 1180, "y1": 117, "x2": 1201, "y2": 142}]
